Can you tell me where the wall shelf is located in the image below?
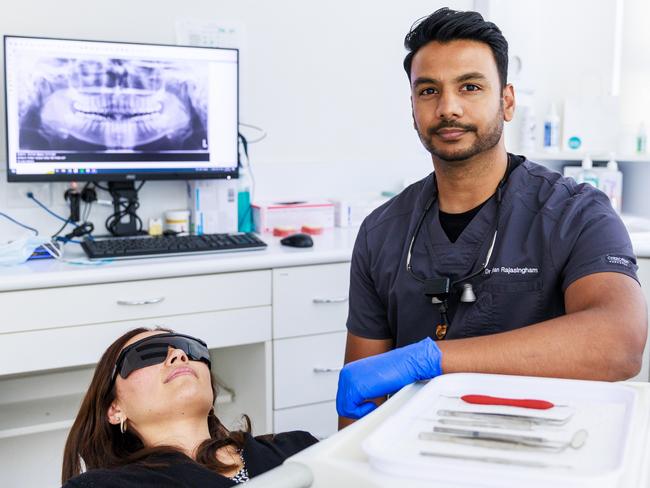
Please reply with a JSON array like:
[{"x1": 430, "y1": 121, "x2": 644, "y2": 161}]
[{"x1": 529, "y1": 151, "x2": 650, "y2": 163}]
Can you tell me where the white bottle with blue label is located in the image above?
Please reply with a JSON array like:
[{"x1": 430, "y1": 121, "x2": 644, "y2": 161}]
[{"x1": 543, "y1": 103, "x2": 560, "y2": 152}]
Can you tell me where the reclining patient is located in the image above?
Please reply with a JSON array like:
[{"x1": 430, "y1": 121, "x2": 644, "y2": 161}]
[{"x1": 61, "y1": 327, "x2": 317, "y2": 487}]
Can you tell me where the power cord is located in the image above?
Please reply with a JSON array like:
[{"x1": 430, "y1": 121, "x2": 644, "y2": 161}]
[
  {"x1": 238, "y1": 133, "x2": 256, "y2": 198},
  {"x1": 27, "y1": 192, "x2": 69, "y2": 223},
  {"x1": 62, "y1": 222, "x2": 94, "y2": 242},
  {"x1": 94, "y1": 181, "x2": 146, "y2": 236},
  {"x1": 239, "y1": 122, "x2": 267, "y2": 144},
  {"x1": 27, "y1": 191, "x2": 94, "y2": 242},
  {"x1": 0, "y1": 211, "x2": 39, "y2": 235},
  {"x1": 51, "y1": 217, "x2": 72, "y2": 239},
  {"x1": 80, "y1": 183, "x2": 96, "y2": 223}
]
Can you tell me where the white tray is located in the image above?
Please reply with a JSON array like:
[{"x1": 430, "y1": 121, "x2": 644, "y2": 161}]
[{"x1": 362, "y1": 373, "x2": 638, "y2": 487}]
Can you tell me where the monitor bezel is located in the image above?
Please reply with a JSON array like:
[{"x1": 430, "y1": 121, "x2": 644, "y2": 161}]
[{"x1": 4, "y1": 34, "x2": 240, "y2": 182}]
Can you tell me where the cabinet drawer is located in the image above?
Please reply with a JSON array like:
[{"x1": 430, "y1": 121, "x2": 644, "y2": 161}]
[
  {"x1": 274, "y1": 401, "x2": 337, "y2": 440},
  {"x1": 273, "y1": 332, "x2": 346, "y2": 409},
  {"x1": 1, "y1": 306, "x2": 272, "y2": 376},
  {"x1": 273, "y1": 263, "x2": 350, "y2": 338},
  {"x1": 0, "y1": 270, "x2": 271, "y2": 334}
]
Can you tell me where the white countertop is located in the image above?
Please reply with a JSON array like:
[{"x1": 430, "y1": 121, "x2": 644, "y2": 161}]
[
  {"x1": 622, "y1": 214, "x2": 650, "y2": 258},
  {"x1": 0, "y1": 228, "x2": 358, "y2": 292},
  {"x1": 0, "y1": 226, "x2": 648, "y2": 293},
  {"x1": 631, "y1": 232, "x2": 650, "y2": 259}
]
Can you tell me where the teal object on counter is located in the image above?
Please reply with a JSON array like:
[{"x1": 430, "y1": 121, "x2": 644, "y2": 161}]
[{"x1": 238, "y1": 190, "x2": 254, "y2": 232}]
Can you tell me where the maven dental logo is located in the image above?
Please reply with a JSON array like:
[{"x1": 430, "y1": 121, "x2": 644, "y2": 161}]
[{"x1": 606, "y1": 255, "x2": 633, "y2": 268}]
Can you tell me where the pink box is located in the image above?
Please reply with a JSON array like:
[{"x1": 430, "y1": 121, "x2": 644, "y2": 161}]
[{"x1": 252, "y1": 200, "x2": 335, "y2": 233}]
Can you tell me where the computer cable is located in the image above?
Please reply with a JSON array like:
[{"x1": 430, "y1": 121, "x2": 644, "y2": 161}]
[
  {"x1": 81, "y1": 198, "x2": 92, "y2": 223},
  {"x1": 51, "y1": 218, "x2": 72, "y2": 239},
  {"x1": 27, "y1": 192, "x2": 69, "y2": 223},
  {"x1": 100, "y1": 181, "x2": 146, "y2": 236},
  {"x1": 63, "y1": 222, "x2": 94, "y2": 242},
  {"x1": 95, "y1": 181, "x2": 137, "y2": 235},
  {"x1": 239, "y1": 122, "x2": 267, "y2": 144},
  {"x1": 80, "y1": 183, "x2": 97, "y2": 205},
  {"x1": 79, "y1": 182, "x2": 97, "y2": 224},
  {"x1": 27, "y1": 191, "x2": 94, "y2": 242},
  {"x1": 0, "y1": 211, "x2": 39, "y2": 235},
  {"x1": 106, "y1": 200, "x2": 142, "y2": 236},
  {"x1": 238, "y1": 133, "x2": 256, "y2": 198}
]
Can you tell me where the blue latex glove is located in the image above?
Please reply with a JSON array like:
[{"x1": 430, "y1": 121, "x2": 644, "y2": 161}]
[{"x1": 336, "y1": 337, "x2": 443, "y2": 419}]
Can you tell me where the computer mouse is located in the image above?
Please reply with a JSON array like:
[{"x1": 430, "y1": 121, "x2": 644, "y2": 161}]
[{"x1": 280, "y1": 233, "x2": 314, "y2": 248}]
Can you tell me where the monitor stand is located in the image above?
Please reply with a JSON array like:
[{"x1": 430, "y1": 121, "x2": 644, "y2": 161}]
[{"x1": 108, "y1": 181, "x2": 140, "y2": 236}]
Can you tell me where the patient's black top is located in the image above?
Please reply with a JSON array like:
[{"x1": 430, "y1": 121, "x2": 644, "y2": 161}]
[{"x1": 62, "y1": 431, "x2": 318, "y2": 488}]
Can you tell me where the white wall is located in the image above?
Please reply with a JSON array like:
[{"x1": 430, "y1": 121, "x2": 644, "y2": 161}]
[
  {"x1": 0, "y1": 0, "x2": 472, "y2": 241},
  {"x1": 485, "y1": 0, "x2": 621, "y2": 153},
  {"x1": 616, "y1": 0, "x2": 650, "y2": 217},
  {"x1": 620, "y1": 0, "x2": 650, "y2": 142},
  {"x1": 0, "y1": 0, "x2": 648, "y2": 242},
  {"x1": 484, "y1": 0, "x2": 650, "y2": 218}
]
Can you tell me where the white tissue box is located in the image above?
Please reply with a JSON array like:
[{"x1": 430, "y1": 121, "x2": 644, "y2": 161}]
[{"x1": 187, "y1": 180, "x2": 237, "y2": 234}]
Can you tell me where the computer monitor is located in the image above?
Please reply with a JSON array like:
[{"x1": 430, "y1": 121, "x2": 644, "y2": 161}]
[{"x1": 4, "y1": 35, "x2": 239, "y2": 183}]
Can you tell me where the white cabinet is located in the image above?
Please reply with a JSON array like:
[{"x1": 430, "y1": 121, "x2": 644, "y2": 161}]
[
  {"x1": 273, "y1": 262, "x2": 350, "y2": 338},
  {"x1": 273, "y1": 332, "x2": 347, "y2": 409},
  {"x1": 1, "y1": 306, "x2": 271, "y2": 376},
  {"x1": 0, "y1": 270, "x2": 271, "y2": 334},
  {"x1": 0, "y1": 269, "x2": 276, "y2": 488},
  {"x1": 0, "y1": 260, "x2": 352, "y2": 487},
  {"x1": 271, "y1": 263, "x2": 350, "y2": 439},
  {"x1": 274, "y1": 401, "x2": 337, "y2": 441}
]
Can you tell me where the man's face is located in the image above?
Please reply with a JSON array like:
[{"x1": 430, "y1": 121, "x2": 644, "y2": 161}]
[{"x1": 409, "y1": 39, "x2": 514, "y2": 162}]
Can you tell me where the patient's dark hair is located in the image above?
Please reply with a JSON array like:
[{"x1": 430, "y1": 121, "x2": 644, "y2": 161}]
[
  {"x1": 403, "y1": 7, "x2": 509, "y2": 87},
  {"x1": 61, "y1": 327, "x2": 250, "y2": 483}
]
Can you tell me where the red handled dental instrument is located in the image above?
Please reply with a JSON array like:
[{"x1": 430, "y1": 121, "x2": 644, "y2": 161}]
[{"x1": 458, "y1": 395, "x2": 558, "y2": 410}]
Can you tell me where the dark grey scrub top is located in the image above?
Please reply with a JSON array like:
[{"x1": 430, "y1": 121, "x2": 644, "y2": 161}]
[{"x1": 346, "y1": 157, "x2": 639, "y2": 347}]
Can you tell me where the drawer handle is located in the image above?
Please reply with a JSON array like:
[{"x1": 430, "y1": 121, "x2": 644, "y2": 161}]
[
  {"x1": 117, "y1": 297, "x2": 165, "y2": 306},
  {"x1": 312, "y1": 297, "x2": 348, "y2": 304},
  {"x1": 313, "y1": 367, "x2": 343, "y2": 373}
]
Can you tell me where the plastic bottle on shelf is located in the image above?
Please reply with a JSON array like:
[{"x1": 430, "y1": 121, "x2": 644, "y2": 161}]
[
  {"x1": 576, "y1": 155, "x2": 599, "y2": 188},
  {"x1": 601, "y1": 155, "x2": 623, "y2": 212},
  {"x1": 237, "y1": 165, "x2": 254, "y2": 232},
  {"x1": 543, "y1": 103, "x2": 560, "y2": 152},
  {"x1": 637, "y1": 123, "x2": 647, "y2": 155}
]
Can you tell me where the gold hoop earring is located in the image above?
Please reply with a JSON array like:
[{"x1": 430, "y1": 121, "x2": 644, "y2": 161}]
[{"x1": 120, "y1": 416, "x2": 127, "y2": 434}]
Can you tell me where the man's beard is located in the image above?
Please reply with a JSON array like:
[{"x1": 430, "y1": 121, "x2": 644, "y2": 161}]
[{"x1": 418, "y1": 107, "x2": 504, "y2": 162}]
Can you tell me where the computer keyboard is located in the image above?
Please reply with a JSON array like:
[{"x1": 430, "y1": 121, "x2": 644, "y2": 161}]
[{"x1": 81, "y1": 233, "x2": 267, "y2": 260}]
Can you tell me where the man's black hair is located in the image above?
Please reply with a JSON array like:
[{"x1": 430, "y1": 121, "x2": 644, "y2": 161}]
[{"x1": 403, "y1": 8, "x2": 509, "y2": 88}]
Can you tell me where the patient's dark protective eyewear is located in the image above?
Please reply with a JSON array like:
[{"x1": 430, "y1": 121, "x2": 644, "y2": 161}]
[{"x1": 111, "y1": 333, "x2": 211, "y2": 384}]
